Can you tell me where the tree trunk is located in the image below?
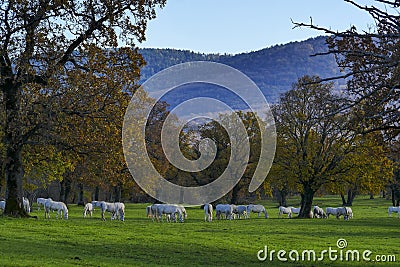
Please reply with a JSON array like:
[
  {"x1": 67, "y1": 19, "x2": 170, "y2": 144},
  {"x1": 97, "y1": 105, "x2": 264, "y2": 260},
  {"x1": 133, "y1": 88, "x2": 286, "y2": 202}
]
[
  {"x1": 346, "y1": 189, "x2": 356, "y2": 206},
  {"x1": 94, "y1": 186, "x2": 99, "y2": 201},
  {"x1": 299, "y1": 184, "x2": 314, "y2": 218},
  {"x1": 340, "y1": 193, "x2": 347, "y2": 206},
  {"x1": 392, "y1": 189, "x2": 396, "y2": 206},
  {"x1": 60, "y1": 180, "x2": 65, "y2": 202},
  {"x1": 230, "y1": 184, "x2": 241, "y2": 204},
  {"x1": 277, "y1": 188, "x2": 288, "y2": 207},
  {"x1": 114, "y1": 185, "x2": 121, "y2": 202},
  {"x1": 77, "y1": 183, "x2": 84, "y2": 206},
  {"x1": 4, "y1": 147, "x2": 28, "y2": 217},
  {"x1": 279, "y1": 190, "x2": 287, "y2": 207},
  {"x1": 2, "y1": 72, "x2": 29, "y2": 217},
  {"x1": 60, "y1": 176, "x2": 72, "y2": 203}
]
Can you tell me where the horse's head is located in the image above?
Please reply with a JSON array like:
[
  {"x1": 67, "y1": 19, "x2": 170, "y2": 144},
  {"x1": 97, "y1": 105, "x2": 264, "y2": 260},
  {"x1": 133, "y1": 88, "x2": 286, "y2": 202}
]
[{"x1": 64, "y1": 211, "x2": 68, "y2": 220}]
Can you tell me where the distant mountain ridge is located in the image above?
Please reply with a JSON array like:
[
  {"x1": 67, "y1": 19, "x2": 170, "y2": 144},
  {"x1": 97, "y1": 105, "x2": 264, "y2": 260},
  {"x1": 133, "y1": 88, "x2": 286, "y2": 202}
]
[{"x1": 139, "y1": 36, "x2": 343, "y2": 104}]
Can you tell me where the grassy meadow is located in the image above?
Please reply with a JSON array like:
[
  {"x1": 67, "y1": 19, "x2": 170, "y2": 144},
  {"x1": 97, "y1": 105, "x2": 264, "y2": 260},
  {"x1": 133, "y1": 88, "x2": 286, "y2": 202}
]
[{"x1": 0, "y1": 195, "x2": 399, "y2": 266}]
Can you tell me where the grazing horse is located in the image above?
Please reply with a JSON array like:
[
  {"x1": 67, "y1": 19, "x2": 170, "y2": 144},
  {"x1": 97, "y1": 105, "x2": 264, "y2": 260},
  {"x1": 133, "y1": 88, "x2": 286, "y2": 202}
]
[
  {"x1": 204, "y1": 203, "x2": 213, "y2": 222},
  {"x1": 114, "y1": 202, "x2": 125, "y2": 221},
  {"x1": 44, "y1": 200, "x2": 68, "y2": 219},
  {"x1": 278, "y1": 206, "x2": 292, "y2": 218},
  {"x1": 313, "y1": 206, "x2": 327, "y2": 218},
  {"x1": 99, "y1": 201, "x2": 125, "y2": 221},
  {"x1": 247, "y1": 204, "x2": 268, "y2": 219},
  {"x1": 83, "y1": 203, "x2": 94, "y2": 218},
  {"x1": 336, "y1": 207, "x2": 353, "y2": 220},
  {"x1": 291, "y1": 207, "x2": 300, "y2": 215},
  {"x1": 37, "y1": 197, "x2": 52, "y2": 211},
  {"x1": 388, "y1": 206, "x2": 400, "y2": 217},
  {"x1": 215, "y1": 204, "x2": 234, "y2": 220},
  {"x1": 177, "y1": 205, "x2": 187, "y2": 219},
  {"x1": 233, "y1": 205, "x2": 248, "y2": 219},
  {"x1": 326, "y1": 207, "x2": 339, "y2": 218},
  {"x1": 155, "y1": 204, "x2": 184, "y2": 222}
]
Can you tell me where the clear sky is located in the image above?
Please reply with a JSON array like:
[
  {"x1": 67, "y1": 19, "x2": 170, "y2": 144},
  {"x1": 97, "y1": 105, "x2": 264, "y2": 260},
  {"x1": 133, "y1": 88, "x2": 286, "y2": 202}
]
[{"x1": 139, "y1": 0, "x2": 381, "y2": 54}]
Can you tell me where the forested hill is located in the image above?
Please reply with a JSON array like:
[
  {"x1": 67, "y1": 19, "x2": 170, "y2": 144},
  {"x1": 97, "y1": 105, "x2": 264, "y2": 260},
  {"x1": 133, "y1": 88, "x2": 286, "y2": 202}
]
[{"x1": 139, "y1": 36, "x2": 343, "y2": 103}]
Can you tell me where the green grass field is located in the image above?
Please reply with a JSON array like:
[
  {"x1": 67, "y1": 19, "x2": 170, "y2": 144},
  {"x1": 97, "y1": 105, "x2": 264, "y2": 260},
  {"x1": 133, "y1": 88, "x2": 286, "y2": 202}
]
[{"x1": 0, "y1": 196, "x2": 399, "y2": 266}]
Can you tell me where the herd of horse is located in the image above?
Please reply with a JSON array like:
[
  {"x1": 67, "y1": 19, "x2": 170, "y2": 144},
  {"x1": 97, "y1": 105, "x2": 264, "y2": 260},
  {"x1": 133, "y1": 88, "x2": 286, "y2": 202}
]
[
  {"x1": 0, "y1": 198, "x2": 124, "y2": 221},
  {"x1": 146, "y1": 203, "x2": 355, "y2": 222},
  {"x1": 277, "y1": 205, "x2": 354, "y2": 220},
  {"x1": 1, "y1": 198, "x2": 400, "y2": 222}
]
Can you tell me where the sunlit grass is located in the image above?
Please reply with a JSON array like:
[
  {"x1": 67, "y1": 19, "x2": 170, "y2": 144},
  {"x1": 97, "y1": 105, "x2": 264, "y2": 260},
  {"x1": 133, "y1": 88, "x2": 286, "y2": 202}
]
[{"x1": 0, "y1": 195, "x2": 399, "y2": 266}]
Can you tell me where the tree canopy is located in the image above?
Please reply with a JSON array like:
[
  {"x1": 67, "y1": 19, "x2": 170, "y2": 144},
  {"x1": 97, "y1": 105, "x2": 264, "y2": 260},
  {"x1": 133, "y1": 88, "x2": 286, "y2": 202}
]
[{"x1": 293, "y1": 0, "x2": 399, "y2": 138}]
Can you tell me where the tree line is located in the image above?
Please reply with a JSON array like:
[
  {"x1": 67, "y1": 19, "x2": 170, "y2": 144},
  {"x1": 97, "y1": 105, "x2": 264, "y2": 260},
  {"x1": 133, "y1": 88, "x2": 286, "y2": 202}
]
[{"x1": 0, "y1": 0, "x2": 399, "y2": 217}]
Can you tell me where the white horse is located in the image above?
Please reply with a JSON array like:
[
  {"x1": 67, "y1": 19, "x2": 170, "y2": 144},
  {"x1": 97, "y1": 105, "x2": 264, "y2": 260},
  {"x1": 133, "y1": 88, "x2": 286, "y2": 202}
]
[
  {"x1": 313, "y1": 206, "x2": 327, "y2": 218},
  {"x1": 22, "y1": 197, "x2": 30, "y2": 214},
  {"x1": 37, "y1": 197, "x2": 52, "y2": 211},
  {"x1": 326, "y1": 207, "x2": 339, "y2": 218},
  {"x1": 155, "y1": 204, "x2": 184, "y2": 222},
  {"x1": 204, "y1": 203, "x2": 213, "y2": 222},
  {"x1": 176, "y1": 205, "x2": 187, "y2": 219},
  {"x1": 278, "y1": 206, "x2": 292, "y2": 218},
  {"x1": 83, "y1": 203, "x2": 94, "y2": 218},
  {"x1": 291, "y1": 207, "x2": 300, "y2": 215},
  {"x1": 233, "y1": 205, "x2": 248, "y2": 219},
  {"x1": 215, "y1": 204, "x2": 234, "y2": 220},
  {"x1": 336, "y1": 207, "x2": 353, "y2": 220},
  {"x1": 115, "y1": 202, "x2": 125, "y2": 221},
  {"x1": 99, "y1": 201, "x2": 125, "y2": 221},
  {"x1": 346, "y1": 207, "x2": 353, "y2": 219},
  {"x1": 44, "y1": 200, "x2": 68, "y2": 219},
  {"x1": 388, "y1": 206, "x2": 400, "y2": 217},
  {"x1": 247, "y1": 204, "x2": 268, "y2": 218}
]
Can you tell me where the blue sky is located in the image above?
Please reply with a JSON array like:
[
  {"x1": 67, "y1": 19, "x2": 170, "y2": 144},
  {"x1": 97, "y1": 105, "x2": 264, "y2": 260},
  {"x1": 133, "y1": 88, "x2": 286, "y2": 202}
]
[{"x1": 139, "y1": 0, "x2": 381, "y2": 54}]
